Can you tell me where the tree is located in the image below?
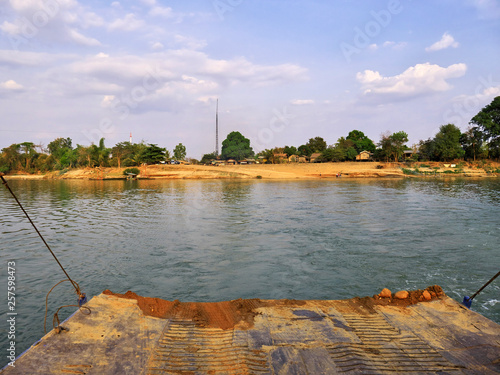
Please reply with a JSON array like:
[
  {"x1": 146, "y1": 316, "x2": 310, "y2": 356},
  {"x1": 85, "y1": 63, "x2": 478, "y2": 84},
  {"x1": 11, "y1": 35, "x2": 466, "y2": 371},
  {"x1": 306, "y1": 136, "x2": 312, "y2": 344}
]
[
  {"x1": 305, "y1": 137, "x2": 327, "y2": 153},
  {"x1": 469, "y1": 96, "x2": 500, "y2": 159},
  {"x1": 221, "y1": 131, "x2": 254, "y2": 161},
  {"x1": 142, "y1": 144, "x2": 167, "y2": 164},
  {"x1": 48, "y1": 137, "x2": 72, "y2": 158},
  {"x1": 257, "y1": 149, "x2": 274, "y2": 163},
  {"x1": 18, "y1": 142, "x2": 38, "y2": 172},
  {"x1": 460, "y1": 126, "x2": 485, "y2": 161},
  {"x1": 123, "y1": 142, "x2": 147, "y2": 166},
  {"x1": 346, "y1": 130, "x2": 376, "y2": 153},
  {"x1": 201, "y1": 151, "x2": 217, "y2": 164},
  {"x1": 76, "y1": 144, "x2": 98, "y2": 167},
  {"x1": 0, "y1": 144, "x2": 21, "y2": 173},
  {"x1": 378, "y1": 131, "x2": 408, "y2": 162},
  {"x1": 173, "y1": 143, "x2": 186, "y2": 160},
  {"x1": 418, "y1": 138, "x2": 437, "y2": 161},
  {"x1": 97, "y1": 138, "x2": 110, "y2": 167},
  {"x1": 298, "y1": 144, "x2": 312, "y2": 156},
  {"x1": 283, "y1": 145, "x2": 298, "y2": 157},
  {"x1": 111, "y1": 142, "x2": 134, "y2": 168},
  {"x1": 433, "y1": 124, "x2": 464, "y2": 161},
  {"x1": 323, "y1": 137, "x2": 357, "y2": 162},
  {"x1": 48, "y1": 137, "x2": 74, "y2": 169}
]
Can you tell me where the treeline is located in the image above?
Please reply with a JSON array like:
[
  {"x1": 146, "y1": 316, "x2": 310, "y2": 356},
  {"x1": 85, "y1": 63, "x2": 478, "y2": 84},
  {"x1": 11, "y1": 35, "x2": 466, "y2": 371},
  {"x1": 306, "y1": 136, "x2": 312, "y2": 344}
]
[
  {"x1": 250, "y1": 96, "x2": 500, "y2": 164},
  {"x1": 2, "y1": 96, "x2": 499, "y2": 173},
  {"x1": 0, "y1": 137, "x2": 187, "y2": 174}
]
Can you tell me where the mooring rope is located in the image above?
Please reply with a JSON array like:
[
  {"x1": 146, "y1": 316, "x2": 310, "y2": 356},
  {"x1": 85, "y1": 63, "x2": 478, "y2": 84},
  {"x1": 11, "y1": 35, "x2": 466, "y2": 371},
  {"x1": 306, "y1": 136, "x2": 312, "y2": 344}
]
[
  {"x1": 463, "y1": 270, "x2": 500, "y2": 308},
  {"x1": 1, "y1": 174, "x2": 89, "y2": 331},
  {"x1": 44, "y1": 279, "x2": 91, "y2": 334}
]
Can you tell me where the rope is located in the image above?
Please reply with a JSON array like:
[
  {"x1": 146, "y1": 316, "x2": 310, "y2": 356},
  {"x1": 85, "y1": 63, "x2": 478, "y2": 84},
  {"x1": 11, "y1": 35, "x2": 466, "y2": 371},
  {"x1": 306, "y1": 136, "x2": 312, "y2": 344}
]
[
  {"x1": 44, "y1": 279, "x2": 91, "y2": 334},
  {"x1": 1, "y1": 175, "x2": 84, "y2": 301},
  {"x1": 1, "y1": 174, "x2": 90, "y2": 332},
  {"x1": 469, "y1": 270, "x2": 500, "y2": 301},
  {"x1": 463, "y1": 270, "x2": 500, "y2": 308}
]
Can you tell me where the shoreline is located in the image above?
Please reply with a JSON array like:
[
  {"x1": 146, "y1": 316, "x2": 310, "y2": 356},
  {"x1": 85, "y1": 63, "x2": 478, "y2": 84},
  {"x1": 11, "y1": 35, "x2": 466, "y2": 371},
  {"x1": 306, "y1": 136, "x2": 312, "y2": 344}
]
[{"x1": 4, "y1": 161, "x2": 499, "y2": 180}]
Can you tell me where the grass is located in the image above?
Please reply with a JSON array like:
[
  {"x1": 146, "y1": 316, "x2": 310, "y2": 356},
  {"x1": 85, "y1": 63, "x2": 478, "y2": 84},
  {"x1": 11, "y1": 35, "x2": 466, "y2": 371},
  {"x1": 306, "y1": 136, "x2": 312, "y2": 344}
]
[{"x1": 402, "y1": 168, "x2": 420, "y2": 175}]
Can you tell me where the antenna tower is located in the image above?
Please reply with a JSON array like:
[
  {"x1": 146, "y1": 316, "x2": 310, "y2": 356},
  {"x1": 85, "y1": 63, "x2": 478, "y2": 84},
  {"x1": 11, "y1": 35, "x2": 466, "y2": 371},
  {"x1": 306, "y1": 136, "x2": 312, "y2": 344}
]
[{"x1": 215, "y1": 99, "x2": 219, "y2": 155}]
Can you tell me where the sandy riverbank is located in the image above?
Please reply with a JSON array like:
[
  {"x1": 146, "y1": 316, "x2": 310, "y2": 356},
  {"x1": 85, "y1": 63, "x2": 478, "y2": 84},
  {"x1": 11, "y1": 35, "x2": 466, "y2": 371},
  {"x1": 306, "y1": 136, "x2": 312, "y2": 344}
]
[{"x1": 4, "y1": 161, "x2": 500, "y2": 180}]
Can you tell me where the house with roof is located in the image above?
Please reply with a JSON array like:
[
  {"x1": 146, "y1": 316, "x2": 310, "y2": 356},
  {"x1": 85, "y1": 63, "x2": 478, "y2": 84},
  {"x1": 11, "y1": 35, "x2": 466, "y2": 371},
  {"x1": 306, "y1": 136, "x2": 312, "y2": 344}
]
[
  {"x1": 356, "y1": 150, "x2": 373, "y2": 161},
  {"x1": 309, "y1": 153, "x2": 322, "y2": 163},
  {"x1": 403, "y1": 149, "x2": 419, "y2": 160}
]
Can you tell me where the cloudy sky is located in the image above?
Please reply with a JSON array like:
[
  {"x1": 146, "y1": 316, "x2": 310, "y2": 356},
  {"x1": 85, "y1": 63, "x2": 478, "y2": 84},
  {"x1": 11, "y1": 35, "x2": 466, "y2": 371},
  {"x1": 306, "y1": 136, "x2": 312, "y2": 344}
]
[{"x1": 1, "y1": 0, "x2": 499, "y2": 158}]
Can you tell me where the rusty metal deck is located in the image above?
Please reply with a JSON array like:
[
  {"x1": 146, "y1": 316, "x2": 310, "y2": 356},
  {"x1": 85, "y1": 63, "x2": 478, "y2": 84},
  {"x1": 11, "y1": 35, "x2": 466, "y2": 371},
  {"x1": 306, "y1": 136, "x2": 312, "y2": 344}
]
[{"x1": 2, "y1": 288, "x2": 499, "y2": 374}]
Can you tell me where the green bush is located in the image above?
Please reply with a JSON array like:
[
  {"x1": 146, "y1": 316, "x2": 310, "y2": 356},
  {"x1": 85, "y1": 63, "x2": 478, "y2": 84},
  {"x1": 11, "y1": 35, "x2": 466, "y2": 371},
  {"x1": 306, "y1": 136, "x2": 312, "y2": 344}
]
[
  {"x1": 123, "y1": 167, "x2": 140, "y2": 176},
  {"x1": 402, "y1": 168, "x2": 419, "y2": 175}
]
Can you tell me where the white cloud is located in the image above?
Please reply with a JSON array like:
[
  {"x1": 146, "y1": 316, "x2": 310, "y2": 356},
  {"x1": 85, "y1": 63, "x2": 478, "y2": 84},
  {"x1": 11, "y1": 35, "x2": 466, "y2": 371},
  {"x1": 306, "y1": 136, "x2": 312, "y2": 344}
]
[
  {"x1": 101, "y1": 95, "x2": 116, "y2": 108},
  {"x1": 150, "y1": 42, "x2": 164, "y2": 51},
  {"x1": 108, "y1": 13, "x2": 145, "y2": 31},
  {"x1": 383, "y1": 41, "x2": 407, "y2": 50},
  {"x1": 0, "y1": 50, "x2": 75, "y2": 67},
  {"x1": 140, "y1": 0, "x2": 157, "y2": 6},
  {"x1": 368, "y1": 41, "x2": 407, "y2": 51},
  {"x1": 173, "y1": 34, "x2": 207, "y2": 50},
  {"x1": 291, "y1": 99, "x2": 314, "y2": 105},
  {"x1": 453, "y1": 83, "x2": 500, "y2": 104},
  {"x1": 0, "y1": 0, "x2": 103, "y2": 46},
  {"x1": 149, "y1": 6, "x2": 175, "y2": 18},
  {"x1": 357, "y1": 62, "x2": 467, "y2": 96},
  {"x1": 47, "y1": 50, "x2": 307, "y2": 112},
  {"x1": 0, "y1": 80, "x2": 23, "y2": 90},
  {"x1": 468, "y1": 0, "x2": 500, "y2": 18},
  {"x1": 426, "y1": 32, "x2": 459, "y2": 52},
  {"x1": 67, "y1": 29, "x2": 101, "y2": 46}
]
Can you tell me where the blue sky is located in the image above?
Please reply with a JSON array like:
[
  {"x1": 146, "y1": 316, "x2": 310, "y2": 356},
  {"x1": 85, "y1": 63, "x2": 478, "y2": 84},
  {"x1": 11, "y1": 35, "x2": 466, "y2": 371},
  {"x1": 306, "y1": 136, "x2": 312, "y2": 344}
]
[{"x1": 1, "y1": 0, "x2": 499, "y2": 158}]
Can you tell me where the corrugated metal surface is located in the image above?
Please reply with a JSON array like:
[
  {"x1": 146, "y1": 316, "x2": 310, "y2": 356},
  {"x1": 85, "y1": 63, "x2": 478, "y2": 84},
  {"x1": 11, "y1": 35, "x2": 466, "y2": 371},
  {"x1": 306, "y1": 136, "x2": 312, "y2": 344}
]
[{"x1": 2, "y1": 290, "x2": 499, "y2": 374}]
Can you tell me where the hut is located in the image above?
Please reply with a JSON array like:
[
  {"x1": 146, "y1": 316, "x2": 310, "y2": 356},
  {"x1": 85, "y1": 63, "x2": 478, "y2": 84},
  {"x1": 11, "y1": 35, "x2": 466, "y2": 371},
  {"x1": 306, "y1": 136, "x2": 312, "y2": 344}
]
[
  {"x1": 356, "y1": 150, "x2": 373, "y2": 161},
  {"x1": 309, "y1": 153, "x2": 322, "y2": 163}
]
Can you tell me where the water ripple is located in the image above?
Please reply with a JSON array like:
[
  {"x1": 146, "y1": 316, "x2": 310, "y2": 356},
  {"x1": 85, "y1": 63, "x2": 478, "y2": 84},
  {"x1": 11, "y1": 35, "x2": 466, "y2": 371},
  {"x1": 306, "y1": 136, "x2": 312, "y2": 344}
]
[{"x1": 1, "y1": 178, "x2": 499, "y2": 368}]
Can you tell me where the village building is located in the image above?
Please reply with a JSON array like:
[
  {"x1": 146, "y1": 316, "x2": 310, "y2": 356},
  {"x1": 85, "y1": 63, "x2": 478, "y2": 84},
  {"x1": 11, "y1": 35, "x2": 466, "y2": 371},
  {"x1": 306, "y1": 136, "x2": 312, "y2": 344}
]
[
  {"x1": 403, "y1": 149, "x2": 419, "y2": 160},
  {"x1": 356, "y1": 150, "x2": 373, "y2": 161},
  {"x1": 309, "y1": 153, "x2": 322, "y2": 163}
]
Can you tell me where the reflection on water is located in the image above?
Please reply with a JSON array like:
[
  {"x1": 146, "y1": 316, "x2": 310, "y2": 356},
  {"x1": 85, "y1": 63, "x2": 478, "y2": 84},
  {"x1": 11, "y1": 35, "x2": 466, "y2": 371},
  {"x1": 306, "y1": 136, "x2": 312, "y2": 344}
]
[{"x1": 1, "y1": 177, "x2": 499, "y2": 367}]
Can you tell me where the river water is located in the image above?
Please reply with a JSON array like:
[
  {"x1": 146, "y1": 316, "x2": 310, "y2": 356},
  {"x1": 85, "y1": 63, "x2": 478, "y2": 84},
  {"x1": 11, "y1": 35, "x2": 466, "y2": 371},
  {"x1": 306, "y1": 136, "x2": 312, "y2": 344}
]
[{"x1": 1, "y1": 177, "x2": 499, "y2": 367}]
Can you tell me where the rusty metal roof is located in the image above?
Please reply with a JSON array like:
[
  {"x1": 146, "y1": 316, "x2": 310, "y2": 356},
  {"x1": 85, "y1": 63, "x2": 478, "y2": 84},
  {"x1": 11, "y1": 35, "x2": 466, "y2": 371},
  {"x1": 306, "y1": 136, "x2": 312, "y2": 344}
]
[{"x1": 2, "y1": 287, "x2": 499, "y2": 374}]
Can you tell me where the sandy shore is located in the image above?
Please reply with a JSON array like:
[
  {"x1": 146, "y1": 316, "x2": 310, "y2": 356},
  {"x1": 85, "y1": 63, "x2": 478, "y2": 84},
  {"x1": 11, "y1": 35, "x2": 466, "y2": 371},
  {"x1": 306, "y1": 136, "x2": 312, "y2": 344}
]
[{"x1": 4, "y1": 161, "x2": 500, "y2": 180}]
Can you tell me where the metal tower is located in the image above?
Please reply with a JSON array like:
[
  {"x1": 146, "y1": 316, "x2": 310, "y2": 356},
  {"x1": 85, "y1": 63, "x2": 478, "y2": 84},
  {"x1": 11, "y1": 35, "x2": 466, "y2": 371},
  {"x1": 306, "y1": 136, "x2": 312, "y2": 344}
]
[{"x1": 215, "y1": 99, "x2": 219, "y2": 155}]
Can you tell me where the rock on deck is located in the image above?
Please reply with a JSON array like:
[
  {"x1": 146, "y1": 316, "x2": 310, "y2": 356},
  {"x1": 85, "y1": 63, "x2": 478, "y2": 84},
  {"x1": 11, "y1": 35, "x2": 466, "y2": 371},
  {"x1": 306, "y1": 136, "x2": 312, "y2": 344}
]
[{"x1": 2, "y1": 286, "x2": 499, "y2": 374}]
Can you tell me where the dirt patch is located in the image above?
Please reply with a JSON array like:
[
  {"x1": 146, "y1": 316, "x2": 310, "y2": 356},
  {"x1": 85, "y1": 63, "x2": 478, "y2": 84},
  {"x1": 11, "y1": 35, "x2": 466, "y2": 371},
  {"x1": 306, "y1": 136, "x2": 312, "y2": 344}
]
[
  {"x1": 102, "y1": 290, "x2": 278, "y2": 330},
  {"x1": 103, "y1": 286, "x2": 446, "y2": 328}
]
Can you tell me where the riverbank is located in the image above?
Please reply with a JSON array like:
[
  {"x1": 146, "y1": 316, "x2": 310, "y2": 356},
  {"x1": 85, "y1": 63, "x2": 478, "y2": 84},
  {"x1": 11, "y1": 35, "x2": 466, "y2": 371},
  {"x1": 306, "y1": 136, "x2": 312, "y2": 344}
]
[{"x1": 4, "y1": 161, "x2": 500, "y2": 180}]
